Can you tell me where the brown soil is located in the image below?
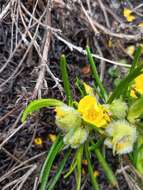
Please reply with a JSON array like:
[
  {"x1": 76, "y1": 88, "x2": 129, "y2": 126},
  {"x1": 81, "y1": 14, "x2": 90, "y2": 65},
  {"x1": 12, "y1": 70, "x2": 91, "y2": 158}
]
[{"x1": 0, "y1": 0, "x2": 143, "y2": 189}]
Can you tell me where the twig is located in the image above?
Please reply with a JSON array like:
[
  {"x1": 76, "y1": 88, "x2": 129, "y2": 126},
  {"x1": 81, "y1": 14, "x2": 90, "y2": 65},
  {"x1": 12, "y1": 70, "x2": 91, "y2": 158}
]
[
  {"x1": 2, "y1": 178, "x2": 21, "y2": 190},
  {"x1": 92, "y1": 18, "x2": 142, "y2": 41},
  {"x1": 32, "y1": 4, "x2": 51, "y2": 99},
  {"x1": 0, "y1": 123, "x2": 25, "y2": 149},
  {"x1": 97, "y1": 0, "x2": 110, "y2": 28},
  {"x1": 0, "y1": 152, "x2": 45, "y2": 183},
  {"x1": 80, "y1": 2, "x2": 142, "y2": 41},
  {"x1": 54, "y1": 33, "x2": 131, "y2": 68},
  {"x1": 32, "y1": 3, "x2": 63, "y2": 98},
  {"x1": 0, "y1": 1, "x2": 11, "y2": 21},
  {"x1": 20, "y1": 2, "x2": 61, "y2": 33},
  {"x1": 17, "y1": 164, "x2": 37, "y2": 190},
  {"x1": 1, "y1": 147, "x2": 21, "y2": 164},
  {"x1": 79, "y1": 1, "x2": 99, "y2": 35},
  {"x1": 0, "y1": 107, "x2": 19, "y2": 123},
  {"x1": 2, "y1": 164, "x2": 37, "y2": 190},
  {"x1": 0, "y1": 19, "x2": 40, "y2": 88},
  {"x1": 19, "y1": 123, "x2": 37, "y2": 159},
  {"x1": 32, "y1": 177, "x2": 39, "y2": 190}
]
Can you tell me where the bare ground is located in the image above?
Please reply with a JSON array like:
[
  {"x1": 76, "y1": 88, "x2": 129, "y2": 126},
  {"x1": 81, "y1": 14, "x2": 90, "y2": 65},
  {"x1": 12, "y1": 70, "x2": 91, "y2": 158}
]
[{"x1": 0, "y1": 0, "x2": 143, "y2": 189}]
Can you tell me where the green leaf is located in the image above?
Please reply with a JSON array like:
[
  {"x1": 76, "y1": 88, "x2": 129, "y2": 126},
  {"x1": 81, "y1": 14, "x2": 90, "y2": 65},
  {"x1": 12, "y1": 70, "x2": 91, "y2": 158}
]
[
  {"x1": 132, "y1": 135, "x2": 143, "y2": 174},
  {"x1": 85, "y1": 142, "x2": 100, "y2": 190},
  {"x1": 108, "y1": 66, "x2": 143, "y2": 103},
  {"x1": 75, "y1": 77, "x2": 86, "y2": 97},
  {"x1": 60, "y1": 55, "x2": 72, "y2": 105},
  {"x1": 135, "y1": 145, "x2": 143, "y2": 174},
  {"x1": 130, "y1": 46, "x2": 142, "y2": 73},
  {"x1": 22, "y1": 99, "x2": 64, "y2": 122},
  {"x1": 64, "y1": 155, "x2": 77, "y2": 178},
  {"x1": 76, "y1": 145, "x2": 83, "y2": 190},
  {"x1": 86, "y1": 46, "x2": 108, "y2": 102},
  {"x1": 128, "y1": 97, "x2": 143, "y2": 123},
  {"x1": 47, "y1": 149, "x2": 71, "y2": 190},
  {"x1": 39, "y1": 136, "x2": 64, "y2": 190},
  {"x1": 94, "y1": 148, "x2": 118, "y2": 187}
]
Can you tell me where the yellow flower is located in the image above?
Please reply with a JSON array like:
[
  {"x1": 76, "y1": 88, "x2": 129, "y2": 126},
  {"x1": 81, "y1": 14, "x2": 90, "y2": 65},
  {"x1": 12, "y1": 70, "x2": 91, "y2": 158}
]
[
  {"x1": 78, "y1": 95, "x2": 110, "y2": 128},
  {"x1": 34, "y1": 137, "x2": 43, "y2": 145},
  {"x1": 131, "y1": 74, "x2": 143, "y2": 97},
  {"x1": 55, "y1": 105, "x2": 81, "y2": 131},
  {"x1": 82, "y1": 159, "x2": 88, "y2": 165},
  {"x1": 126, "y1": 45, "x2": 135, "y2": 56},
  {"x1": 123, "y1": 8, "x2": 135, "y2": 22},
  {"x1": 83, "y1": 82, "x2": 94, "y2": 96},
  {"x1": 104, "y1": 120, "x2": 137, "y2": 155},
  {"x1": 48, "y1": 134, "x2": 57, "y2": 142},
  {"x1": 93, "y1": 170, "x2": 99, "y2": 177}
]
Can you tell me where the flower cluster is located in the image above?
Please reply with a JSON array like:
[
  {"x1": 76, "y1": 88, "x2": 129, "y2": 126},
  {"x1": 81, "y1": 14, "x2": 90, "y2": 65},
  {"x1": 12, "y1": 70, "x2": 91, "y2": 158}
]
[
  {"x1": 55, "y1": 79, "x2": 142, "y2": 156},
  {"x1": 55, "y1": 86, "x2": 111, "y2": 148},
  {"x1": 21, "y1": 49, "x2": 143, "y2": 185}
]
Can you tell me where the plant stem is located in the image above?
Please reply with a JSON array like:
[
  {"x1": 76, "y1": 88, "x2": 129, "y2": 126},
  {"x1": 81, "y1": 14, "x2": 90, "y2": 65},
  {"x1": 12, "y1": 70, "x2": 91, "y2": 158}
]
[
  {"x1": 39, "y1": 136, "x2": 64, "y2": 190},
  {"x1": 94, "y1": 148, "x2": 118, "y2": 187},
  {"x1": 60, "y1": 54, "x2": 72, "y2": 105},
  {"x1": 76, "y1": 145, "x2": 83, "y2": 190},
  {"x1": 108, "y1": 66, "x2": 143, "y2": 103},
  {"x1": 130, "y1": 46, "x2": 142, "y2": 73},
  {"x1": 47, "y1": 149, "x2": 71, "y2": 190},
  {"x1": 86, "y1": 46, "x2": 108, "y2": 102},
  {"x1": 85, "y1": 142, "x2": 100, "y2": 190}
]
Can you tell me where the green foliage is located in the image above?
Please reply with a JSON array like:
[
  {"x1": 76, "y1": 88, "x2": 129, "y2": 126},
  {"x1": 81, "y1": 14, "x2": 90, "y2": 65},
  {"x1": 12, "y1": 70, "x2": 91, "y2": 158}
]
[
  {"x1": 108, "y1": 46, "x2": 142, "y2": 103},
  {"x1": 130, "y1": 46, "x2": 142, "y2": 73},
  {"x1": 22, "y1": 99, "x2": 63, "y2": 122},
  {"x1": 108, "y1": 65, "x2": 143, "y2": 103},
  {"x1": 21, "y1": 46, "x2": 143, "y2": 189},
  {"x1": 94, "y1": 148, "x2": 118, "y2": 187},
  {"x1": 76, "y1": 146, "x2": 83, "y2": 190},
  {"x1": 85, "y1": 142, "x2": 100, "y2": 190},
  {"x1": 60, "y1": 54, "x2": 72, "y2": 105},
  {"x1": 108, "y1": 66, "x2": 120, "y2": 78},
  {"x1": 128, "y1": 97, "x2": 143, "y2": 123},
  {"x1": 39, "y1": 136, "x2": 64, "y2": 190},
  {"x1": 47, "y1": 149, "x2": 71, "y2": 190},
  {"x1": 131, "y1": 135, "x2": 143, "y2": 174},
  {"x1": 86, "y1": 46, "x2": 108, "y2": 102}
]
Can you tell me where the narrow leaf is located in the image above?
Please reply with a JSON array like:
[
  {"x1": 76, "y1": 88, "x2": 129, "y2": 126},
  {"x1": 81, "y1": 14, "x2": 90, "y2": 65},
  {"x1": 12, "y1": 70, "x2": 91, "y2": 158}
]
[
  {"x1": 60, "y1": 55, "x2": 72, "y2": 105},
  {"x1": 108, "y1": 66, "x2": 143, "y2": 103},
  {"x1": 86, "y1": 46, "x2": 108, "y2": 102},
  {"x1": 64, "y1": 156, "x2": 77, "y2": 178},
  {"x1": 128, "y1": 97, "x2": 143, "y2": 123},
  {"x1": 22, "y1": 99, "x2": 63, "y2": 122},
  {"x1": 85, "y1": 142, "x2": 100, "y2": 190},
  {"x1": 39, "y1": 137, "x2": 64, "y2": 190},
  {"x1": 76, "y1": 145, "x2": 83, "y2": 190},
  {"x1": 47, "y1": 149, "x2": 71, "y2": 190},
  {"x1": 94, "y1": 148, "x2": 118, "y2": 187},
  {"x1": 130, "y1": 46, "x2": 142, "y2": 73}
]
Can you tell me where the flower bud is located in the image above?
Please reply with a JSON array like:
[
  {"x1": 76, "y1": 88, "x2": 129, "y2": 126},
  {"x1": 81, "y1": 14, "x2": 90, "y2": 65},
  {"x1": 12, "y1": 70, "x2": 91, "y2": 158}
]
[
  {"x1": 104, "y1": 120, "x2": 137, "y2": 155},
  {"x1": 55, "y1": 105, "x2": 81, "y2": 131},
  {"x1": 63, "y1": 128, "x2": 88, "y2": 148},
  {"x1": 109, "y1": 99, "x2": 128, "y2": 119}
]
